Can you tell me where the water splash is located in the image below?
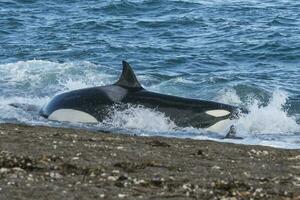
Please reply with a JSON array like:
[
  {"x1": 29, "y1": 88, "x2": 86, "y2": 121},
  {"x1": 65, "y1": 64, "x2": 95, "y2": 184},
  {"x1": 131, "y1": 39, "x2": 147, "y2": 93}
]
[
  {"x1": 102, "y1": 104, "x2": 177, "y2": 132},
  {"x1": 0, "y1": 96, "x2": 48, "y2": 123},
  {"x1": 217, "y1": 88, "x2": 300, "y2": 135},
  {"x1": 0, "y1": 60, "x2": 114, "y2": 96},
  {"x1": 214, "y1": 88, "x2": 242, "y2": 105},
  {"x1": 236, "y1": 90, "x2": 300, "y2": 135}
]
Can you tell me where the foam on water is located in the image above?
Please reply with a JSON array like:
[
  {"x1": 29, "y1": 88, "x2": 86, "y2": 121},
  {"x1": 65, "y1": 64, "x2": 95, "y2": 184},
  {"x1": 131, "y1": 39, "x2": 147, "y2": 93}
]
[
  {"x1": 217, "y1": 89, "x2": 300, "y2": 135},
  {"x1": 236, "y1": 90, "x2": 300, "y2": 135},
  {"x1": 0, "y1": 96, "x2": 48, "y2": 123},
  {"x1": 102, "y1": 104, "x2": 177, "y2": 132}
]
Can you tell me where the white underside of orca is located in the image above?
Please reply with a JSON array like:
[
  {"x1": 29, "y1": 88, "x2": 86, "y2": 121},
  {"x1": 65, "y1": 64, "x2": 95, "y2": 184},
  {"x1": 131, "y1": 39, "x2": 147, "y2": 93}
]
[
  {"x1": 48, "y1": 109, "x2": 98, "y2": 123},
  {"x1": 205, "y1": 109, "x2": 230, "y2": 117},
  {"x1": 206, "y1": 119, "x2": 234, "y2": 133},
  {"x1": 47, "y1": 109, "x2": 233, "y2": 133}
]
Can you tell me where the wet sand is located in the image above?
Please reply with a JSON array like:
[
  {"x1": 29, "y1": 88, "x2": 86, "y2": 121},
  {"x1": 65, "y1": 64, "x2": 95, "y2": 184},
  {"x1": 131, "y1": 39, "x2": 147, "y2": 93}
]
[{"x1": 0, "y1": 123, "x2": 299, "y2": 199}]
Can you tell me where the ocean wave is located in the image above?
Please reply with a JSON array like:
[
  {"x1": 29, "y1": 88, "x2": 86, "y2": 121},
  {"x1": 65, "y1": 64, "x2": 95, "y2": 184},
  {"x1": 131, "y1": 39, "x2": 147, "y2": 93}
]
[{"x1": 218, "y1": 89, "x2": 300, "y2": 135}]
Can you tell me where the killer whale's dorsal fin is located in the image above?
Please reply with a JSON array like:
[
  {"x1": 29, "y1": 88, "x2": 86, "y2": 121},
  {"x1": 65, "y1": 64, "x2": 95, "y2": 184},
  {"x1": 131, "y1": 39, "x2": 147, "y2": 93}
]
[{"x1": 115, "y1": 61, "x2": 143, "y2": 89}]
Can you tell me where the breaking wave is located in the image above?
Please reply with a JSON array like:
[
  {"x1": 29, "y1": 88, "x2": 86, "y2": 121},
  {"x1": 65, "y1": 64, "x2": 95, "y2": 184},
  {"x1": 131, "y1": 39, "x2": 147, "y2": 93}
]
[{"x1": 217, "y1": 89, "x2": 300, "y2": 136}]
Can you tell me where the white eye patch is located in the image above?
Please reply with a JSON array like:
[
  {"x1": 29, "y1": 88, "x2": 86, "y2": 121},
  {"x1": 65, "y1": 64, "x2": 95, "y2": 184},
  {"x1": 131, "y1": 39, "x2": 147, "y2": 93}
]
[{"x1": 205, "y1": 110, "x2": 230, "y2": 117}]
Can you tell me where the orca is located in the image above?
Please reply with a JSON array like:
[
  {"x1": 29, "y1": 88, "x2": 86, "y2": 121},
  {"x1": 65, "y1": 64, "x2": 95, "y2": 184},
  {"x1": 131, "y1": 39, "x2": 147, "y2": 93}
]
[{"x1": 40, "y1": 61, "x2": 242, "y2": 134}]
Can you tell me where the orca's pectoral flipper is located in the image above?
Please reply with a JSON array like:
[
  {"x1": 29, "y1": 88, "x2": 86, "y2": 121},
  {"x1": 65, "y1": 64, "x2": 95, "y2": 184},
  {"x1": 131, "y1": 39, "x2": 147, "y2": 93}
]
[{"x1": 115, "y1": 61, "x2": 143, "y2": 89}]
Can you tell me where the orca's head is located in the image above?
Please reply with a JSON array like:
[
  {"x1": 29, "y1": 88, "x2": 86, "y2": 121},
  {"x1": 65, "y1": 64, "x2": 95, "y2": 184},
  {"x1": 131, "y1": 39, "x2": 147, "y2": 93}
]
[{"x1": 205, "y1": 106, "x2": 247, "y2": 133}]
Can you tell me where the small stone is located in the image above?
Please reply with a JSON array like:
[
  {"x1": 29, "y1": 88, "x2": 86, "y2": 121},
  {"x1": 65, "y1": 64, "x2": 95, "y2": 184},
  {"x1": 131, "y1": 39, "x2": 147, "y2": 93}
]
[
  {"x1": 118, "y1": 175, "x2": 128, "y2": 181},
  {"x1": 118, "y1": 194, "x2": 126, "y2": 198},
  {"x1": 133, "y1": 178, "x2": 146, "y2": 185},
  {"x1": 183, "y1": 183, "x2": 191, "y2": 190},
  {"x1": 111, "y1": 153, "x2": 117, "y2": 157},
  {"x1": 243, "y1": 172, "x2": 250, "y2": 177},
  {"x1": 13, "y1": 167, "x2": 25, "y2": 172},
  {"x1": 197, "y1": 149, "x2": 203, "y2": 155},
  {"x1": 0, "y1": 168, "x2": 9, "y2": 174},
  {"x1": 212, "y1": 165, "x2": 221, "y2": 170},
  {"x1": 90, "y1": 172, "x2": 95, "y2": 177},
  {"x1": 148, "y1": 140, "x2": 170, "y2": 147},
  {"x1": 107, "y1": 176, "x2": 118, "y2": 181},
  {"x1": 10, "y1": 174, "x2": 18, "y2": 179},
  {"x1": 262, "y1": 151, "x2": 269, "y2": 155},
  {"x1": 7, "y1": 181, "x2": 14, "y2": 185},
  {"x1": 50, "y1": 172, "x2": 63, "y2": 179},
  {"x1": 151, "y1": 177, "x2": 164, "y2": 187},
  {"x1": 250, "y1": 149, "x2": 256, "y2": 154}
]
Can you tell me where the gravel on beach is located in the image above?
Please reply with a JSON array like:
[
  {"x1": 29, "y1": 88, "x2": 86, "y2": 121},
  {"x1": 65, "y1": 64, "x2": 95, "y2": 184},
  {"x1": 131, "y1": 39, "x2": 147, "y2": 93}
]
[{"x1": 0, "y1": 123, "x2": 299, "y2": 200}]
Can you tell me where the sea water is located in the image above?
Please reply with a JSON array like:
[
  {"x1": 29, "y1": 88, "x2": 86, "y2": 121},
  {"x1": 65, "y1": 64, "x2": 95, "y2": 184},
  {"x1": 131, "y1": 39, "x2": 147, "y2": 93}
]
[{"x1": 0, "y1": 0, "x2": 299, "y2": 149}]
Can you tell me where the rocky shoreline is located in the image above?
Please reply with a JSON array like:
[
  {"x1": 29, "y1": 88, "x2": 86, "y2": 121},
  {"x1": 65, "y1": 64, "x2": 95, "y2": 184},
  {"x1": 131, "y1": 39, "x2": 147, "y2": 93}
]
[{"x1": 0, "y1": 123, "x2": 299, "y2": 199}]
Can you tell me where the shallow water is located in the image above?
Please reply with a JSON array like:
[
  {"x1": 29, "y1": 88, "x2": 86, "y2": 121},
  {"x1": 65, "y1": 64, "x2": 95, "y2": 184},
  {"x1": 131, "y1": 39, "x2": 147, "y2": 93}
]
[{"x1": 0, "y1": 0, "x2": 299, "y2": 149}]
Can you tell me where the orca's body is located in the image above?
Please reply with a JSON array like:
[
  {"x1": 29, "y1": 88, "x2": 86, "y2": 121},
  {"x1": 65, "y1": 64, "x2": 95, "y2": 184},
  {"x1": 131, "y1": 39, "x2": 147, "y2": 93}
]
[{"x1": 40, "y1": 61, "x2": 241, "y2": 133}]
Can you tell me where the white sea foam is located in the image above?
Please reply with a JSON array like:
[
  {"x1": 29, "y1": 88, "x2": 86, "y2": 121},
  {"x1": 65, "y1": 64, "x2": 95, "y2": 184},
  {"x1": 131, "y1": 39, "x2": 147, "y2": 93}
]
[
  {"x1": 0, "y1": 96, "x2": 48, "y2": 123},
  {"x1": 235, "y1": 90, "x2": 300, "y2": 135},
  {"x1": 217, "y1": 89, "x2": 300, "y2": 135},
  {"x1": 102, "y1": 105, "x2": 177, "y2": 132},
  {"x1": 214, "y1": 88, "x2": 242, "y2": 105},
  {"x1": 58, "y1": 79, "x2": 94, "y2": 91},
  {"x1": 0, "y1": 60, "x2": 114, "y2": 94}
]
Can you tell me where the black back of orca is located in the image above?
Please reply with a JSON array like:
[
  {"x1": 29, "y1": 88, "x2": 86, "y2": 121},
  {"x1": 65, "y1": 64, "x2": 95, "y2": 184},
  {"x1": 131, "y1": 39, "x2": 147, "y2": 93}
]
[
  {"x1": 40, "y1": 61, "x2": 239, "y2": 129},
  {"x1": 123, "y1": 90, "x2": 237, "y2": 128}
]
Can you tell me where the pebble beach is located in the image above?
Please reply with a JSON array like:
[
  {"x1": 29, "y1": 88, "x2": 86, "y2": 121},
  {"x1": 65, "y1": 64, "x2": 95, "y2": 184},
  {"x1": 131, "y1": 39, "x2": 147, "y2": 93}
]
[{"x1": 0, "y1": 123, "x2": 299, "y2": 199}]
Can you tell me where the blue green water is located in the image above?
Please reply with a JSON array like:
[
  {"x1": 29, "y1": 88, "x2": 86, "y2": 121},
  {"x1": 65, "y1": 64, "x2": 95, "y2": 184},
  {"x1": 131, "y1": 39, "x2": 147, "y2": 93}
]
[{"x1": 0, "y1": 0, "x2": 299, "y2": 148}]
